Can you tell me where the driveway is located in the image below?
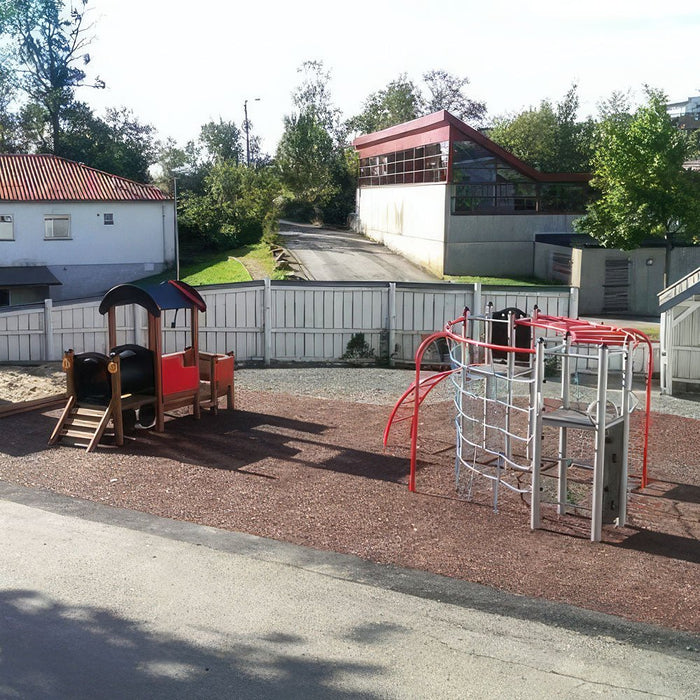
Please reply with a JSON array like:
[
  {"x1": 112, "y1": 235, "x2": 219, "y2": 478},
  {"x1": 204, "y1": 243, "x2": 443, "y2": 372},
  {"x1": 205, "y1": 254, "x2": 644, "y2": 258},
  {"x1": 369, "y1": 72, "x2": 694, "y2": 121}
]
[{"x1": 278, "y1": 221, "x2": 437, "y2": 282}]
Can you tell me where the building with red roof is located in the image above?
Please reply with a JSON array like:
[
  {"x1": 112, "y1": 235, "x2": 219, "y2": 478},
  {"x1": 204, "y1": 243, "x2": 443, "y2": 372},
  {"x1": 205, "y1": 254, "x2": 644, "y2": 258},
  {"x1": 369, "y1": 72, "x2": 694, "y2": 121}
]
[
  {"x1": 352, "y1": 110, "x2": 590, "y2": 280},
  {"x1": 0, "y1": 154, "x2": 175, "y2": 304}
]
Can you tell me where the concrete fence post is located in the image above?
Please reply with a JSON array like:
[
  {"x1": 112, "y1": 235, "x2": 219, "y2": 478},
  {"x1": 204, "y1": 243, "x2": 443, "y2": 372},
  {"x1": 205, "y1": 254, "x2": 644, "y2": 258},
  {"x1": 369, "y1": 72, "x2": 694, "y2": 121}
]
[
  {"x1": 388, "y1": 282, "x2": 396, "y2": 367},
  {"x1": 473, "y1": 282, "x2": 482, "y2": 317},
  {"x1": 263, "y1": 278, "x2": 272, "y2": 366},
  {"x1": 569, "y1": 286, "x2": 579, "y2": 319},
  {"x1": 44, "y1": 298, "x2": 55, "y2": 361}
]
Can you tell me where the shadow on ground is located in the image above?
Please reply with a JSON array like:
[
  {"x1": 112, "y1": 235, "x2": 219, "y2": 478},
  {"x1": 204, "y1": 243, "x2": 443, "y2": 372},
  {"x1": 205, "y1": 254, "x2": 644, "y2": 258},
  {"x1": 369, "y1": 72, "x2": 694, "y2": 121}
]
[
  {"x1": 0, "y1": 407, "x2": 411, "y2": 483},
  {"x1": 0, "y1": 589, "x2": 387, "y2": 699}
]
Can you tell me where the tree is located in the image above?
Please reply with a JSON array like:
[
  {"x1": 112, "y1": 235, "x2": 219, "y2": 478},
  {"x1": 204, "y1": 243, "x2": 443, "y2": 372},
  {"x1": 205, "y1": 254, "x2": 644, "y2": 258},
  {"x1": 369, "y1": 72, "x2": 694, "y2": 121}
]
[
  {"x1": 488, "y1": 85, "x2": 593, "y2": 172},
  {"x1": 347, "y1": 74, "x2": 422, "y2": 134},
  {"x1": 348, "y1": 70, "x2": 485, "y2": 136},
  {"x1": 277, "y1": 60, "x2": 355, "y2": 224},
  {"x1": 178, "y1": 161, "x2": 281, "y2": 252},
  {"x1": 423, "y1": 70, "x2": 485, "y2": 124},
  {"x1": 0, "y1": 0, "x2": 104, "y2": 155},
  {"x1": 574, "y1": 88, "x2": 700, "y2": 284},
  {"x1": 292, "y1": 60, "x2": 343, "y2": 141},
  {"x1": 276, "y1": 110, "x2": 338, "y2": 214},
  {"x1": 55, "y1": 104, "x2": 156, "y2": 181},
  {"x1": 199, "y1": 119, "x2": 243, "y2": 165},
  {"x1": 0, "y1": 63, "x2": 20, "y2": 151}
]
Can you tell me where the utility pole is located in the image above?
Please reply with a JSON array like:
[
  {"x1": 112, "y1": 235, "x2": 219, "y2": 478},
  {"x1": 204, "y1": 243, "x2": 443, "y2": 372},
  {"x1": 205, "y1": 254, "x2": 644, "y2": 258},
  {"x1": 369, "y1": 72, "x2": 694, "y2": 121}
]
[{"x1": 244, "y1": 98, "x2": 260, "y2": 166}]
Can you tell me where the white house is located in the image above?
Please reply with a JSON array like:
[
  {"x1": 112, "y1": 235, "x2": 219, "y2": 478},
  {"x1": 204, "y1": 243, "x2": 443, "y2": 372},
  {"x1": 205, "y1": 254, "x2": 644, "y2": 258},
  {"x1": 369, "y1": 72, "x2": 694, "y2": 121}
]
[{"x1": 0, "y1": 154, "x2": 176, "y2": 305}]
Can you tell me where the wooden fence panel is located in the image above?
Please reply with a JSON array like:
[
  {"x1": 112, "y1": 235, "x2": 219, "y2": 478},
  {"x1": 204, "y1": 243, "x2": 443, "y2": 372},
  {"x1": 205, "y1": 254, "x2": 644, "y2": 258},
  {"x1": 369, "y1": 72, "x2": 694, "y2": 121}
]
[
  {"x1": 393, "y1": 285, "x2": 475, "y2": 363},
  {"x1": 0, "y1": 307, "x2": 45, "y2": 362},
  {"x1": 1, "y1": 281, "x2": 577, "y2": 367}
]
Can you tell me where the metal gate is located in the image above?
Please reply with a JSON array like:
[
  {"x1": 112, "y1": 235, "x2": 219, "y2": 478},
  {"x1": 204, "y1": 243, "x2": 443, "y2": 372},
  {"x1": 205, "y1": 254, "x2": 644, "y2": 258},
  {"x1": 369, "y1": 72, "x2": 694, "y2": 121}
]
[{"x1": 603, "y1": 259, "x2": 630, "y2": 313}]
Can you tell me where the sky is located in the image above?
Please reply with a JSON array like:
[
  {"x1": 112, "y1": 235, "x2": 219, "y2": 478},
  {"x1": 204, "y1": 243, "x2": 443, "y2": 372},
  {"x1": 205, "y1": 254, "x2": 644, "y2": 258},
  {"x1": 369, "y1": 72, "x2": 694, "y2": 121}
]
[{"x1": 76, "y1": 0, "x2": 700, "y2": 155}]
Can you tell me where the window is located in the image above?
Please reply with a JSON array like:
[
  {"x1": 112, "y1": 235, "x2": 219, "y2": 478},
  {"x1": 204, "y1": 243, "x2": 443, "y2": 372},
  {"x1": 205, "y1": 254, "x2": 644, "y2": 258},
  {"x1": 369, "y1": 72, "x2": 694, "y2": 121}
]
[
  {"x1": 44, "y1": 215, "x2": 70, "y2": 239},
  {"x1": 359, "y1": 141, "x2": 449, "y2": 187},
  {"x1": 0, "y1": 215, "x2": 13, "y2": 241},
  {"x1": 451, "y1": 140, "x2": 590, "y2": 214},
  {"x1": 0, "y1": 289, "x2": 9, "y2": 306},
  {"x1": 103, "y1": 213, "x2": 114, "y2": 225}
]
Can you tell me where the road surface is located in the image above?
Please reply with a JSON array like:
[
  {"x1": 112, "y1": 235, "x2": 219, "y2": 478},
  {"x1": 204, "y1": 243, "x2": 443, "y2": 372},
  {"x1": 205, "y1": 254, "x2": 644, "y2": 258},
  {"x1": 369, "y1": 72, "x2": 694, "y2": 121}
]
[
  {"x1": 279, "y1": 221, "x2": 437, "y2": 282},
  {"x1": 1, "y1": 482, "x2": 697, "y2": 699}
]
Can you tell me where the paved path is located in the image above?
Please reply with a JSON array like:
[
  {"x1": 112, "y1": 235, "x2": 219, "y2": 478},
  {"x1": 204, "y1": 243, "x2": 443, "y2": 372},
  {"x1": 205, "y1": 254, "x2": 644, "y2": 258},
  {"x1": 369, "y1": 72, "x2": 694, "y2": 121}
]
[
  {"x1": 278, "y1": 221, "x2": 437, "y2": 282},
  {"x1": 1, "y1": 482, "x2": 698, "y2": 699}
]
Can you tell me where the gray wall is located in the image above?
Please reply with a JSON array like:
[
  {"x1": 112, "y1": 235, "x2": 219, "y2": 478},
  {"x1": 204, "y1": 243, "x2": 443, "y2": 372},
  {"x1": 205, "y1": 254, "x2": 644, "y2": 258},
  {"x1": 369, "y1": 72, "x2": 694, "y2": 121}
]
[
  {"x1": 47, "y1": 262, "x2": 168, "y2": 301},
  {"x1": 445, "y1": 214, "x2": 579, "y2": 277},
  {"x1": 534, "y1": 243, "x2": 700, "y2": 317}
]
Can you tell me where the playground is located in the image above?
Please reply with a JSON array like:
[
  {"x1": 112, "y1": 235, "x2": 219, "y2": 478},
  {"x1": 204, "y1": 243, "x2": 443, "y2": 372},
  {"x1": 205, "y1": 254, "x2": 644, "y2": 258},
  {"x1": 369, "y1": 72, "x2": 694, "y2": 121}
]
[{"x1": 0, "y1": 365, "x2": 698, "y2": 634}]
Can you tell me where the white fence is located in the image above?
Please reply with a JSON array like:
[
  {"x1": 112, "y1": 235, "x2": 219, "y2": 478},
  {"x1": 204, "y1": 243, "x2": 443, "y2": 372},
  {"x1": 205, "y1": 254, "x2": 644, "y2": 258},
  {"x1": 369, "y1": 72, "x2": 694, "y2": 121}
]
[{"x1": 0, "y1": 280, "x2": 578, "y2": 365}]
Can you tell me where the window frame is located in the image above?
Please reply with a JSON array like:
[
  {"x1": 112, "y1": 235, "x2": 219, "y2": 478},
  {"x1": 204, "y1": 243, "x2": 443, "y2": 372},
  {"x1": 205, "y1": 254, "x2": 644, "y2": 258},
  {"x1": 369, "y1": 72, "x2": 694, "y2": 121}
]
[
  {"x1": 44, "y1": 214, "x2": 71, "y2": 240},
  {"x1": 0, "y1": 214, "x2": 14, "y2": 241}
]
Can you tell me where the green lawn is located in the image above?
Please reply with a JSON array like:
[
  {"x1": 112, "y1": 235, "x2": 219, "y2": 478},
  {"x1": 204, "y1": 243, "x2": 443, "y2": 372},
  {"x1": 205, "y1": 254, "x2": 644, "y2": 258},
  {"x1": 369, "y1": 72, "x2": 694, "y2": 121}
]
[
  {"x1": 137, "y1": 242, "x2": 286, "y2": 287},
  {"x1": 445, "y1": 275, "x2": 561, "y2": 286}
]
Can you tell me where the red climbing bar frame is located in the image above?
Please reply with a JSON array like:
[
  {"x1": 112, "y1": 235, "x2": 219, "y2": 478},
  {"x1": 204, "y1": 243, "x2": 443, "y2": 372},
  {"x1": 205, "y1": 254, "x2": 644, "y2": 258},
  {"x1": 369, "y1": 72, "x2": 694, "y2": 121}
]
[
  {"x1": 386, "y1": 309, "x2": 655, "y2": 494},
  {"x1": 388, "y1": 310, "x2": 536, "y2": 493}
]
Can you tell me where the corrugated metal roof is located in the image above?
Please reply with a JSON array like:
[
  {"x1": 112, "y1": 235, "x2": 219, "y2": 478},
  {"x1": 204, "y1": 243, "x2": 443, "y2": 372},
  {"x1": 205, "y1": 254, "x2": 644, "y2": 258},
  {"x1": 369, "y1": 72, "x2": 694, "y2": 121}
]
[{"x1": 0, "y1": 154, "x2": 168, "y2": 202}]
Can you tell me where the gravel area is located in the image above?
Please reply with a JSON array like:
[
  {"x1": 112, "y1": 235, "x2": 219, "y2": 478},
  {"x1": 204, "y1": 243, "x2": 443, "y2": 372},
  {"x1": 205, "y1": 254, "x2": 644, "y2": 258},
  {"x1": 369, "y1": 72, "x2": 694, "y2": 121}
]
[{"x1": 233, "y1": 365, "x2": 700, "y2": 419}]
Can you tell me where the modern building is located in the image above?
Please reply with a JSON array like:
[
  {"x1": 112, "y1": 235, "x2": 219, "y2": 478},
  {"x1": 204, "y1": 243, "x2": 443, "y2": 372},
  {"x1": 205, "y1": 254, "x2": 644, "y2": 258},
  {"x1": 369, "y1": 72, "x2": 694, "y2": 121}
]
[
  {"x1": 0, "y1": 154, "x2": 175, "y2": 305},
  {"x1": 667, "y1": 96, "x2": 700, "y2": 132},
  {"x1": 351, "y1": 110, "x2": 590, "y2": 279}
]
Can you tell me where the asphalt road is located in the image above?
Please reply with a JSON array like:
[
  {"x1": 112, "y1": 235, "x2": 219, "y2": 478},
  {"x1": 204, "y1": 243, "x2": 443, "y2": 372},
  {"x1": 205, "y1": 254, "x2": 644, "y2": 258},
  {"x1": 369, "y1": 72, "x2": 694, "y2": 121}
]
[
  {"x1": 1, "y1": 482, "x2": 698, "y2": 699},
  {"x1": 278, "y1": 221, "x2": 437, "y2": 282}
]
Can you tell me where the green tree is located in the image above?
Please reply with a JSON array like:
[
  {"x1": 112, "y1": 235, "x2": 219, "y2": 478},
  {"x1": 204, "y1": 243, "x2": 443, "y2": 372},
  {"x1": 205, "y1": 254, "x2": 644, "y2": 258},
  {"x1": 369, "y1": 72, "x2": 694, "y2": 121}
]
[
  {"x1": 292, "y1": 60, "x2": 343, "y2": 140},
  {"x1": 347, "y1": 74, "x2": 422, "y2": 134},
  {"x1": 0, "y1": 63, "x2": 20, "y2": 151},
  {"x1": 488, "y1": 85, "x2": 593, "y2": 172},
  {"x1": 152, "y1": 137, "x2": 202, "y2": 194},
  {"x1": 574, "y1": 88, "x2": 700, "y2": 284},
  {"x1": 57, "y1": 103, "x2": 155, "y2": 181},
  {"x1": 423, "y1": 70, "x2": 485, "y2": 124},
  {"x1": 0, "y1": 0, "x2": 105, "y2": 155},
  {"x1": 348, "y1": 70, "x2": 485, "y2": 136},
  {"x1": 276, "y1": 111, "x2": 337, "y2": 210},
  {"x1": 199, "y1": 118, "x2": 243, "y2": 165},
  {"x1": 178, "y1": 161, "x2": 281, "y2": 252},
  {"x1": 277, "y1": 60, "x2": 355, "y2": 224}
]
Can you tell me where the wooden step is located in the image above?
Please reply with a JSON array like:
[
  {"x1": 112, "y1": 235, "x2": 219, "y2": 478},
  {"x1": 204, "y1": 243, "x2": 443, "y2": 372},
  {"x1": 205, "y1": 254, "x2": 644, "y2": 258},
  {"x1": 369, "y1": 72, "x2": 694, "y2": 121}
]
[
  {"x1": 67, "y1": 416, "x2": 103, "y2": 428},
  {"x1": 61, "y1": 427, "x2": 100, "y2": 439},
  {"x1": 74, "y1": 406, "x2": 109, "y2": 418}
]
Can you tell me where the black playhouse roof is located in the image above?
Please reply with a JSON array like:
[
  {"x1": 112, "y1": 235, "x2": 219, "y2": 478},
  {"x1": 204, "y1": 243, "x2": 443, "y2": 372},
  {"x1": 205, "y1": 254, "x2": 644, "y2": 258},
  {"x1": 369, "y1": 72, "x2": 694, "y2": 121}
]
[{"x1": 99, "y1": 280, "x2": 207, "y2": 317}]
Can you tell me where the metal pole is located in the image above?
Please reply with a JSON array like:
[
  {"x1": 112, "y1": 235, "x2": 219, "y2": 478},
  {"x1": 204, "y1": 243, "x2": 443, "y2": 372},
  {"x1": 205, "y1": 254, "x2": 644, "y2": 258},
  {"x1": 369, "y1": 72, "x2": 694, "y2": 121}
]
[
  {"x1": 173, "y1": 177, "x2": 180, "y2": 280},
  {"x1": 244, "y1": 100, "x2": 250, "y2": 166},
  {"x1": 591, "y1": 344, "x2": 609, "y2": 542},
  {"x1": 558, "y1": 334, "x2": 571, "y2": 515},
  {"x1": 530, "y1": 338, "x2": 545, "y2": 530}
]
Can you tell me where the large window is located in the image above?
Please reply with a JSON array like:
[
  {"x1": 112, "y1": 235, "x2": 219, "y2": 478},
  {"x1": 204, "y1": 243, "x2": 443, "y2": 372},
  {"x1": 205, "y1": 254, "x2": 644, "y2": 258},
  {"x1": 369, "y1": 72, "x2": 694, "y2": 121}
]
[
  {"x1": 451, "y1": 140, "x2": 589, "y2": 214},
  {"x1": 359, "y1": 141, "x2": 448, "y2": 186},
  {"x1": 44, "y1": 215, "x2": 70, "y2": 239},
  {"x1": 0, "y1": 215, "x2": 13, "y2": 240}
]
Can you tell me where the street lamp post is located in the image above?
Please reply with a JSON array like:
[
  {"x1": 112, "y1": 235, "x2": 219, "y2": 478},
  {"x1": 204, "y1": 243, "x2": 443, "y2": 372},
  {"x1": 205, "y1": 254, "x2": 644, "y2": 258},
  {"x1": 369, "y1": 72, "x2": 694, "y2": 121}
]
[
  {"x1": 244, "y1": 98, "x2": 260, "y2": 166},
  {"x1": 173, "y1": 176, "x2": 180, "y2": 280}
]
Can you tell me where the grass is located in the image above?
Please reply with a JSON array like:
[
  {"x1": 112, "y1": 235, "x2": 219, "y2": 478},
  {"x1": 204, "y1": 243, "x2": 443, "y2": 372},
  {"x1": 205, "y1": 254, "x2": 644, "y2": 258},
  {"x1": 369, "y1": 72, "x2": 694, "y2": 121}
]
[
  {"x1": 445, "y1": 275, "x2": 561, "y2": 286},
  {"x1": 137, "y1": 242, "x2": 286, "y2": 287}
]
